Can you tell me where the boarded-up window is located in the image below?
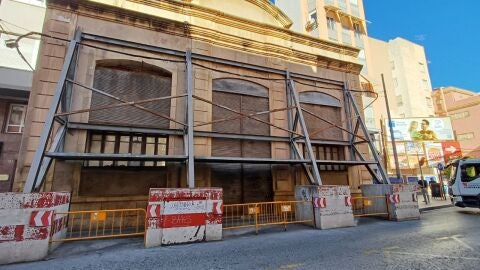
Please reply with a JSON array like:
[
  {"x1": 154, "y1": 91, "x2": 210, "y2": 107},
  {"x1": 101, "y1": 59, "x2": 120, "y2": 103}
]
[
  {"x1": 210, "y1": 79, "x2": 272, "y2": 203},
  {"x1": 89, "y1": 61, "x2": 172, "y2": 128},
  {"x1": 211, "y1": 78, "x2": 270, "y2": 157},
  {"x1": 300, "y1": 91, "x2": 342, "y2": 140}
]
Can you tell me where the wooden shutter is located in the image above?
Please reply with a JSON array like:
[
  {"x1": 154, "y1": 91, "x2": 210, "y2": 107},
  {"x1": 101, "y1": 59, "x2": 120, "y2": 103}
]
[
  {"x1": 90, "y1": 66, "x2": 172, "y2": 128},
  {"x1": 241, "y1": 95, "x2": 270, "y2": 136},
  {"x1": 211, "y1": 138, "x2": 242, "y2": 157},
  {"x1": 302, "y1": 103, "x2": 342, "y2": 140}
]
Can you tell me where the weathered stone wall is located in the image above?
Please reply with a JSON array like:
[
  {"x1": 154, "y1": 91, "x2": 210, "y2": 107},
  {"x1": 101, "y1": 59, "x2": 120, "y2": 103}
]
[{"x1": 14, "y1": 0, "x2": 366, "y2": 208}]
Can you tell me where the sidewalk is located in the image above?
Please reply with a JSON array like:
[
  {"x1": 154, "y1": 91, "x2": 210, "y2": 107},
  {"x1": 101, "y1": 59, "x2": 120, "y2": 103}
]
[{"x1": 418, "y1": 194, "x2": 453, "y2": 212}]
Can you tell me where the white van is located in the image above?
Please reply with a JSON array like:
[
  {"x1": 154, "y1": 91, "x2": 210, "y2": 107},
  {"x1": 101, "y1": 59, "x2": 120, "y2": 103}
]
[{"x1": 449, "y1": 158, "x2": 480, "y2": 208}]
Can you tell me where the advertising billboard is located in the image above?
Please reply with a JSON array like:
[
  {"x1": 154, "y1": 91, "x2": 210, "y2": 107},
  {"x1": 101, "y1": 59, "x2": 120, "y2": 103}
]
[
  {"x1": 424, "y1": 142, "x2": 444, "y2": 167},
  {"x1": 385, "y1": 117, "x2": 454, "y2": 141}
]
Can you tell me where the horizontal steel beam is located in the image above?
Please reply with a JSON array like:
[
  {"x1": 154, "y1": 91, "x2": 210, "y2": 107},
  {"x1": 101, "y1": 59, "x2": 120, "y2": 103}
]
[
  {"x1": 44, "y1": 151, "x2": 378, "y2": 165},
  {"x1": 67, "y1": 122, "x2": 351, "y2": 145},
  {"x1": 196, "y1": 156, "x2": 378, "y2": 165},
  {"x1": 67, "y1": 122, "x2": 185, "y2": 136},
  {"x1": 194, "y1": 131, "x2": 290, "y2": 142},
  {"x1": 45, "y1": 152, "x2": 187, "y2": 161}
]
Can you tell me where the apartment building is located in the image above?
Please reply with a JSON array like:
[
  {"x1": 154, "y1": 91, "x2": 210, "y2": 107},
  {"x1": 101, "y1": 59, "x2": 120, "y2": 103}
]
[
  {"x1": 0, "y1": 0, "x2": 45, "y2": 191},
  {"x1": 432, "y1": 87, "x2": 480, "y2": 157},
  {"x1": 14, "y1": 0, "x2": 384, "y2": 210},
  {"x1": 275, "y1": 0, "x2": 436, "y2": 179}
]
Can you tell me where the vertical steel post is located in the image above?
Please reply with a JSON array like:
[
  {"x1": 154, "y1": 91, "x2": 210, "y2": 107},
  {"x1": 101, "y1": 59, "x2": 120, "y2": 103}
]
[
  {"x1": 346, "y1": 88, "x2": 390, "y2": 184},
  {"x1": 286, "y1": 71, "x2": 322, "y2": 185},
  {"x1": 186, "y1": 51, "x2": 195, "y2": 188},
  {"x1": 24, "y1": 30, "x2": 82, "y2": 193},
  {"x1": 285, "y1": 75, "x2": 294, "y2": 159},
  {"x1": 381, "y1": 74, "x2": 402, "y2": 182},
  {"x1": 343, "y1": 83, "x2": 355, "y2": 160}
]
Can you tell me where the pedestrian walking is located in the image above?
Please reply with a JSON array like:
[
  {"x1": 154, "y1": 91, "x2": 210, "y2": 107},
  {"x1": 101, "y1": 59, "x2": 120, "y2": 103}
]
[{"x1": 418, "y1": 179, "x2": 430, "y2": 204}]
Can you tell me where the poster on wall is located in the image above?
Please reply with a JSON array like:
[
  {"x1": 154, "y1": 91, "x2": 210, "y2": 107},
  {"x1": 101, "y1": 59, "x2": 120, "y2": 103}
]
[
  {"x1": 385, "y1": 117, "x2": 454, "y2": 141},
  {"x1": 424, "y1": 142, "x2": 444, "y2": 167},
  {"x1": 388, "y1": 155, "x2": 410, "y2": 169}
]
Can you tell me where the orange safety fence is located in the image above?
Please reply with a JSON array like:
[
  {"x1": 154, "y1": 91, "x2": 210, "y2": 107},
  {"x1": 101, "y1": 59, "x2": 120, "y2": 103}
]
[
  {"x1": 50, "y1": 208, "x2": 146, "y2": 242},
  {"x1": 223, "y1": 201, "x2": 313, "y2": 234}
]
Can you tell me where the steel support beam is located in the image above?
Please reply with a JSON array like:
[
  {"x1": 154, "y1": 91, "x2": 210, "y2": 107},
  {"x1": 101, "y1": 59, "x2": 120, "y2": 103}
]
[
  {"x1": 34, "y1": 125, "x2": 67, "y2": 190},
  {"x1": 343, "y1": 84, "x2": 356, "y2": 161},
  {"x1": 67, "y1": 122, "x2": 184, "y2": 136},
  {"x1": 45, "y1": 152, "x2": 187, "y2": 161},
  {"x1": 351, "y1": 145, "x2": 384, "y2": 184},
  {"x1": 24, "y1": 30, "x2": 81, "y2": 193},
  {"x1": 186, "y1": 51, "x2": 195, "y2": 188},
  {"x1": 346, "y1": 90, "x2": 390, "y2": 184},
  {"x1": 287, "y1": 71, "x2": 322, "y2": 185},
  {"x1": 196, "y1": 156, "x2": 377, "y2": 165}
]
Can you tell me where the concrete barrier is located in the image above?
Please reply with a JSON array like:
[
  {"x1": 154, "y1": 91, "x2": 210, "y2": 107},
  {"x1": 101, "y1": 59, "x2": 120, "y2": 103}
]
[
  {"x1": 295, "y1": 185, "x2": 355, "y2": 229},
  {"x1": 361, "y1": 184, "x2": 420, "y2": 221},
  {"x1": 145, "y1": 188, "x2": 222, "y2": 248},
  {"x1": 0, "y1": 192, "x2": 71, "y2": 265}
]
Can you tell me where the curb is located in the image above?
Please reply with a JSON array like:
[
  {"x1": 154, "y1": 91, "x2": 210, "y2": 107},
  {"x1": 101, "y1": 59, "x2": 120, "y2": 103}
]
[{"x1": 419, "y1": 204, "x2": 453, "y2": 212}]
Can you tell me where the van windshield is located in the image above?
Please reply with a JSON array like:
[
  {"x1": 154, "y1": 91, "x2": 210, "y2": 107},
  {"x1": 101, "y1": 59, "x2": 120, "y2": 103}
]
[{"x1": 460, "y1": 164, "x2": 480, "y2": 182}]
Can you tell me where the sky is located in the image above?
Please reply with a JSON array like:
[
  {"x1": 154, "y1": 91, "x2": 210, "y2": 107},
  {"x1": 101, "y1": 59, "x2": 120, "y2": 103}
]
[{"x1": 364, "y1": 0, "x2": 479, "y2": 92}]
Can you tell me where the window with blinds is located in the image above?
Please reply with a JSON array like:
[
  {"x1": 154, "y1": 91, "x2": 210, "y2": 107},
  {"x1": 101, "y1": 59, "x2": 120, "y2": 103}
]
[
  {"x1": 300, "y1": 91, "x2": 342, "y2": 140},
  {"x1": 89, "y1": 60, "x2": 172, "y2": 128}
]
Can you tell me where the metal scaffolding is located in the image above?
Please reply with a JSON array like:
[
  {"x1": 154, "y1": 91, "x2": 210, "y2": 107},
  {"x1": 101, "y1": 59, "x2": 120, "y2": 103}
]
[{"x1": 23, "y1": 31, "x2": 389, "y2": 193}]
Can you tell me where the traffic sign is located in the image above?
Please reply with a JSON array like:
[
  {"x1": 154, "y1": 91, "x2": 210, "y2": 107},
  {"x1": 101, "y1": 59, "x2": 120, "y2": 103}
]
[{"x1": 437, "y1": 163, "x2": 445, "y2": 171}]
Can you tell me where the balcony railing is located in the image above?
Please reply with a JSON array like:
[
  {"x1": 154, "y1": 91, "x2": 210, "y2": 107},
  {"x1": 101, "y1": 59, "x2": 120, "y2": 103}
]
[{"x1": 342, "y1": 29, "x2": 352, "y2": 45}]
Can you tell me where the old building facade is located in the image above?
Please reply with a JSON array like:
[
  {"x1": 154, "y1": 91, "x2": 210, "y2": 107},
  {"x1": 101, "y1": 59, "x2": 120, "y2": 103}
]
[{"x1": 14, "y1": 0, "x2": 383, "y2": 210}]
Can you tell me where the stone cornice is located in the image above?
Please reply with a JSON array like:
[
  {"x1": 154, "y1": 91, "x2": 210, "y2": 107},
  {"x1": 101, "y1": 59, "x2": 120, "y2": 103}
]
[
  {"x1": 445, "y1": 98, "x2": 480, "y2": 112},
  {"x1": 49, "y1": 0, "x2": 362, "y2": 73},
  {"x1": 126, "y1": 0, "x2": 359, "y2": 57},
  {"x1": 242, "y1": 0, "x2": 293, "y2": 28}
]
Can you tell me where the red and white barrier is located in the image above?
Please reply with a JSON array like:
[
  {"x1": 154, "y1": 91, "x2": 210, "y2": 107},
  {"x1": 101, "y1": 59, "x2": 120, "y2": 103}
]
[
  {"x1": 361, "y1": 184, "x2": 420, "y2": 221},
  {"x1": 388, "y1": 194, "x2": 400, "y2": 204},
  {"x1": 145, "y1": 188, "x2": 223, "y2": 248},
  {"x1": 296, "y1": 185, "x2": 355, "y2": 230},
  {"x1": 312, "y1": 197, "x2": 326, "y2": 208},
  {"x1": 0, "y1": 192, "x2": 70, "y2": 264},
  {"x1": 345, "y1": 196, "x2": 352, "y2": 207}
]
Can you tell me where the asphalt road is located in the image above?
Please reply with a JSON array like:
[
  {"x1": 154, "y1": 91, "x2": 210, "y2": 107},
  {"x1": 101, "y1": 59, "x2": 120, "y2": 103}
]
[{"x1": 3, "y1": 207, "x2": 479, "y2": 270}]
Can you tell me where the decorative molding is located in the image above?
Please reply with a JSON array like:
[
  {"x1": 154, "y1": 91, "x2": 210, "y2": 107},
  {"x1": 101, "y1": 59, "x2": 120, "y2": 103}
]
[{"x1": 49, "y1": 0, "x2": 362, "y2": 73}]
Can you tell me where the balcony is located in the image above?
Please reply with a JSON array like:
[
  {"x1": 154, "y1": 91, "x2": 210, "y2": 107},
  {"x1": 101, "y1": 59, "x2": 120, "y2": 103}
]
[
  {"x1": 328, "y1": 28, "x2": 338, "y2": 41},
  {"x1": 342, "y1": 28, "x2": 352, "y2": 45},
  {"x1": 305, "y1": 20, "x2": 318, "y2": 32},
  {"x1": 361, "y1": 82, "x2": 374, "y2": 93},
  {"x1": 355, "y1": 35, "x2": 364, "y2": 48}
]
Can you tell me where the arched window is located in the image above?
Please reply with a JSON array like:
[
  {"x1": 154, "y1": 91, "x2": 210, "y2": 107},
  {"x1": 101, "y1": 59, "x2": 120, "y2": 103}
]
[
  {"x1": 89, "y1": 60, "x2": 172, "y2": 128},
  {"x1": 85, "y1": 60, "x2": 171, "y2": 168}
]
